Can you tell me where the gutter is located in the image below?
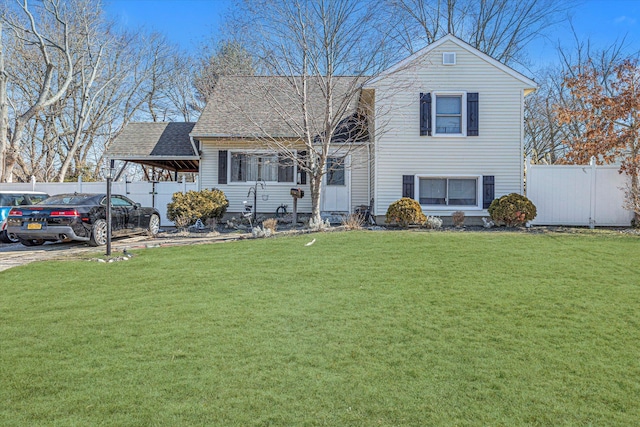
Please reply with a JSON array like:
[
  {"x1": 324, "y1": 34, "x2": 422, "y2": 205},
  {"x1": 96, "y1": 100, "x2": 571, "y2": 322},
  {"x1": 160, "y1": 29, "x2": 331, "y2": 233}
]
[{"x1": 189, "y1": 136, "x2": 199, "y2": 156}]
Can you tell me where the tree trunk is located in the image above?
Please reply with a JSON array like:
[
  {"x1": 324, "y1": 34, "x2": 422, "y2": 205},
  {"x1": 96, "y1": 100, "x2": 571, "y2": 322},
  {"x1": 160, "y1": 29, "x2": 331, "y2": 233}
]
[
  {"x1": 2, "y1": 119, "x2": 26, "y2": 182},
  {"x1": 0, "y1": 23, "x2": 7, "y2": 180},
  {"x1": 309, "y1": 173, "x2": 322, "y2": 226},
  {"x1": 631, "y1": 169, "x2": 640, "y2": 226}
]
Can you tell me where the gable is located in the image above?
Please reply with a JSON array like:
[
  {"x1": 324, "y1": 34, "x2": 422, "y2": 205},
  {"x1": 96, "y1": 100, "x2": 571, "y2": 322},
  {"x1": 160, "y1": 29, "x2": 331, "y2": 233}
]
[{"x1": 365, "y1": 34, "x2": 537, "y2": 92}]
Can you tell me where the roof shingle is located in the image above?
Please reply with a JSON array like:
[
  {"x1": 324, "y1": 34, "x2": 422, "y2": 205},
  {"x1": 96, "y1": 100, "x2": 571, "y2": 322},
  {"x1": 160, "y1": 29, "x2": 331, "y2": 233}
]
[
  {"x1": 107, "y1": 122, "x2": 197, "y2": 158},
  {"x1": 190, "y1": 76, "x2": 366, "y2": 139}
]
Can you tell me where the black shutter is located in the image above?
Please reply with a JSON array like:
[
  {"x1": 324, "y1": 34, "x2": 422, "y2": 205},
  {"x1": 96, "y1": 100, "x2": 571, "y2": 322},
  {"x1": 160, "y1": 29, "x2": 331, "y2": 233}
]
[
  {"x1": 467, "y1": 92, "x2": 479, "y2": 136},
  {"x1": 298, "y1": 151, "x2": 307, "y2": 185},
  {"x1": 402, "y1": 175, "x2": 415, "y2": 198},
  {"x1": 218, "y1": 150, "x2": 228, "y2": 184},
  {"x1": 482, "y1": 175, "x2": 494, "y2": 209},
  {"x1": 420, "y1": 93, "x2": 432, "y2": 136}
]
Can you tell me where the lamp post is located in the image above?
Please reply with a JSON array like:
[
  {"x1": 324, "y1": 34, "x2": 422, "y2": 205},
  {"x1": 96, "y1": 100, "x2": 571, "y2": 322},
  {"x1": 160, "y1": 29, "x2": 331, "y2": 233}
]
[{"x1": 106, "y1": 159, "x2": 114, "y2": 256}]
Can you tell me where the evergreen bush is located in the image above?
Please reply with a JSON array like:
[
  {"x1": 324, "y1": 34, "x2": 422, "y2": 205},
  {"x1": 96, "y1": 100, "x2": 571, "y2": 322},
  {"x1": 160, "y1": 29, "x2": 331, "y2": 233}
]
[
  {"x1": 385, "y1": 198, "x2": 427, "y2": 227},
  {"x1": 488, "y1": 193, "x2": 537, "y2": 227},
  {"x1": 167, "y1": 189, "x2": 228, "y2": 226}
]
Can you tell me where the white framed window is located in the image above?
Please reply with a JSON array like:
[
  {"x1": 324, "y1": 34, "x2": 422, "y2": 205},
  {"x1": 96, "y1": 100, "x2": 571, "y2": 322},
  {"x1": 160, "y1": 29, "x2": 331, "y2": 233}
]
[
  {"x1": 417, "y1": 175, "x2": 480, "y2": 208},
  {"x1": 442, "y1": 52, "x2": 456, "y2": 65},
  {"x1": 229, "y1": 151, "x2": 295, "y2": 183},
  {"x1": 326, "y1": 156, "x2": 345, "y2": 186},
  {"x1": 432, "y1": 91, "x2": 467, "y2": 136}
]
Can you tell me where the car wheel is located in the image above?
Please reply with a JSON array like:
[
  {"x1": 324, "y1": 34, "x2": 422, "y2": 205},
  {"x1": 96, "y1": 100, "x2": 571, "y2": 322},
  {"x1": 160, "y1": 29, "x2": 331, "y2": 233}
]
[
  {"x1": 147, "y1": 214, "x2": 160, "y2": 236},
  {"x1": 19, "y1": 237, "x2": 45, "y2": 246},
  {"x1": 89, "y1": 219, "x2": 108, "y2": 246},
  {"x1": 1, "y1": 230, "x2": 19, "y2": 243}
]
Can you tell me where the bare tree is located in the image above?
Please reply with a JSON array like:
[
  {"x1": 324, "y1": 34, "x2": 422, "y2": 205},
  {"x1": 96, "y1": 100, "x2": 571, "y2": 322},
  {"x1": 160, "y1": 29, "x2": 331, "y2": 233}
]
[
  {"x1": 524, "y1": 30, "x2": 630, "y2": 164},
  {"x1": 1, "y1": 0, "x2": 196, "y2": 183},
  {"x1": 1, "y1": 0, "x2": 74, "y2": 182},
  {"x1": 192, "y1": 39, "x2": 255, "y2": 111},
  {"x1": 385, "y1": 0, "x2": 575, "y2": 67},
  {"x1": 0, "y1": 22, "x2": 8, "y2": 179},
  {"x1": 224, "y1": 0, "x2": 390, "y2": 226},
  {"x1": 524, "y1": 70, "x2": 568, "y2": 164},
  {"x1": 164, "y1": 52, "x2": 199, "y2": 122}
]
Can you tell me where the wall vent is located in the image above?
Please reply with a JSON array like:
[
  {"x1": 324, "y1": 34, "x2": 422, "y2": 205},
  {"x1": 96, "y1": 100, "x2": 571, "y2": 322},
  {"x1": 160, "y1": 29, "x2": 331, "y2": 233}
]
[{"x1": 443, "y1": 52, "x2": 456, "y2": 65}]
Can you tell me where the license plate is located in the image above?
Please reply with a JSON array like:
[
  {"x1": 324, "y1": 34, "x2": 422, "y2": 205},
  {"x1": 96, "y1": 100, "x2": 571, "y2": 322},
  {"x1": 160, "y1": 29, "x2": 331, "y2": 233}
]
[{"x1": 27, "y1": 223, "x2": 43, "y2": 230}]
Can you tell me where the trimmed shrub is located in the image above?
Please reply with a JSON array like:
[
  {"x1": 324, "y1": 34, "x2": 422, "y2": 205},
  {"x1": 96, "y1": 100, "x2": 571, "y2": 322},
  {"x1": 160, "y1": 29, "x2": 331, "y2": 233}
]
[
  {"x1": 167, "y1": 189, "x2": 228, "y2": 226},
  {"x1": 385, "y1": 198, "x2": 427, "y2": 227},
  {"x1": 488, "y1": 193, "x2": 537, "y2": 227}
]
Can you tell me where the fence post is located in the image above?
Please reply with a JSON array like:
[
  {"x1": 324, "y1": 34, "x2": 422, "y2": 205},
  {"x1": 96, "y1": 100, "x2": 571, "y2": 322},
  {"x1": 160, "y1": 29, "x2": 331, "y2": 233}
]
[
  {"x1": 78, "y1": 175, "x2": 83, "y2": 193},
  {"x1": 31, "y1": 175, "x2": 36, "y2": 191},
  {"x1": 589, "y1": 157, "x2": 596, "y2": 229},
  {"x1": 524, "y1": 156, "x2": 531, "y2": 196}
]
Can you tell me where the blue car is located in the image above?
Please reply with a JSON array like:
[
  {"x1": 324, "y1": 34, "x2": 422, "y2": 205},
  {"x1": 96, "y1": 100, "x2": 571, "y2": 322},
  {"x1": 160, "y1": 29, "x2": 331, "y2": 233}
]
[{"x1": 0, "y1": 191, "x2": 49, "y2": 243}]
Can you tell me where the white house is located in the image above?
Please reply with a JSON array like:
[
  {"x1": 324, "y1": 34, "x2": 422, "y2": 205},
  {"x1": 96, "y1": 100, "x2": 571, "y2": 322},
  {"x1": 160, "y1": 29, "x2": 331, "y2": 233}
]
[
  {"x1": 189, "y1": 76, "x2": 373, "y2": 216},
  {"x1": 109, "y1": 34, "x2": 536, "y2": 222},
  {"x1": 366, "y1": 34, "x2": 537, "y2": 219}
]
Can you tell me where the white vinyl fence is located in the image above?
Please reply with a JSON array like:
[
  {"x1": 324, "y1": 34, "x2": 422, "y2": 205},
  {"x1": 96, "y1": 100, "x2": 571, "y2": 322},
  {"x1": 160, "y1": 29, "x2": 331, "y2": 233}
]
[
  {"x1": 527, "y1": 159, "x2": 634, "y2": 227},
  {"x1": 0, "y1": 177, "x2": 198, "y2": 226}
]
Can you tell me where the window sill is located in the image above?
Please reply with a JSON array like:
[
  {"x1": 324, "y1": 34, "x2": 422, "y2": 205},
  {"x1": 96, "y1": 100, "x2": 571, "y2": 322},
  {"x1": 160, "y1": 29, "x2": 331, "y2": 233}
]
[
  {"x1": 421, "y1": 205, "x2": 483, "y2": 211},
  {"x1": 431, "y1": 133, "x2": 467, "y2": 138},
  {"x1": 227, "y1": 182, "x2": 297, "y2": 186}
]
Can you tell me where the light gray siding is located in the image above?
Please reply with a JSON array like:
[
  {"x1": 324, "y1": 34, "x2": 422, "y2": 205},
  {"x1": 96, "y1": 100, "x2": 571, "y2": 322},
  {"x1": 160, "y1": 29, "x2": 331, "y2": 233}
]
[
  {"x1": 199, "y1": 139, "x2": 370, "y2": 214},
  {"x1": 349, "y1": 147, "x2": 371, "y2": 211},
  {"x1": 199, "y1": 139, "x2": 312, "y2": 214},
  {"x1": 371, "y1": 39, "x2": 532, "y2": 216}
]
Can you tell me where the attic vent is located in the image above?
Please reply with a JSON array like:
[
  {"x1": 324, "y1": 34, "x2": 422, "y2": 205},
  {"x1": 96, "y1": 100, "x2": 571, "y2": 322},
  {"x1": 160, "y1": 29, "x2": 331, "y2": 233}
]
[{"x1": 443, "y1": 52, "x2": 456, "y2": 65}]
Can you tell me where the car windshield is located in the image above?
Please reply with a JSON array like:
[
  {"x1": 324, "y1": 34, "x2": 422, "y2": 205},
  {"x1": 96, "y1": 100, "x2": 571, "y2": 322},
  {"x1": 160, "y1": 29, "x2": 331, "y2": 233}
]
[{"x1": 40, "y1": 195, "x2": 97, "y2": 205}]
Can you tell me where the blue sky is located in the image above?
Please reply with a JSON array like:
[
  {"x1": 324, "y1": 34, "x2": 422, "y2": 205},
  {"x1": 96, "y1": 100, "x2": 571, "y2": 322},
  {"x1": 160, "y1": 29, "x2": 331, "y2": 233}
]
[
  {"x1": 104, "y1": 0, "x2": 233, "y2": 51},
  {"x1": 529, "y1": 0, "x2": 640, "y2": 68},
  {"x1": 104, "y1": 0, "x2": 640, "y2": 70}
]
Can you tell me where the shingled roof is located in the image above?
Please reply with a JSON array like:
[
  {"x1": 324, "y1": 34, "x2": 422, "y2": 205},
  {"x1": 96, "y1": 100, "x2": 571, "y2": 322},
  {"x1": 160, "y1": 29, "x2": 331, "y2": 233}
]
[
  {"x1": 107, "y1": 122, "x2": 199, "y2": 172},
  {"x1": 190, "y1": 76, "x2": 367, "y2": 139}
]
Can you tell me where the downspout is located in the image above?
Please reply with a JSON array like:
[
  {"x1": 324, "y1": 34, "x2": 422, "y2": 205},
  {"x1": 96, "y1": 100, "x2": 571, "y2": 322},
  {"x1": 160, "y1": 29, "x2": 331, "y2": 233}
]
[
  {"x1": 190, "y1": 135, "x2": 201, "y2": 190},
  {"x1": 520, "y1": 89, "x2": 525, "y2": 195},
  {"x1": 367, "y1": 142, "x2": 371, "y2": 211},
  {"x1": 189, "y1": 135, "x2": 198, "y2": 157}
]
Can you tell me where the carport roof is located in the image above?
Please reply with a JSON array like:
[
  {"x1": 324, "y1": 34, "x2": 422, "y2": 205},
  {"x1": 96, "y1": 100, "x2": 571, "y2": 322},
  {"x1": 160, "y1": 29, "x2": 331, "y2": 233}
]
[{"x1": 106, "y1": 122, "x2": 199, "y2": 172}]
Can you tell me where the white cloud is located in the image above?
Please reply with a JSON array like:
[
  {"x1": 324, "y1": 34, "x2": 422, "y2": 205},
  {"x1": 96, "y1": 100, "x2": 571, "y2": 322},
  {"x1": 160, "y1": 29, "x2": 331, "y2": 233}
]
[{"x1": 614, "y1": 15, "x2": 637, "y2": 25}]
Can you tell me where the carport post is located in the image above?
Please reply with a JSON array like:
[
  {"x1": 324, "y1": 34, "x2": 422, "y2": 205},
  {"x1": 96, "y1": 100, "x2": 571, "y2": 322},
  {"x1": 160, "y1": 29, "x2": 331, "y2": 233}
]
[{"x1": 106, "y1": 160, "x2": 114, "y2": 256}]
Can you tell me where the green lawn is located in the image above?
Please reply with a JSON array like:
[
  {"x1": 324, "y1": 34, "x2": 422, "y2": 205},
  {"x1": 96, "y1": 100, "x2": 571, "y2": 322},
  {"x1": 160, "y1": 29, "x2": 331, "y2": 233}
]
[{"x1": 1, "y1": 231, "x2": 640, "y2": 426}]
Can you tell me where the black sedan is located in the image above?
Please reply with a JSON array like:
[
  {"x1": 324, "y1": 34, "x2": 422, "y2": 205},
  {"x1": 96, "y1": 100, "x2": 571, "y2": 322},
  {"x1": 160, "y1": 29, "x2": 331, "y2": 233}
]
[{"x1": 6, "y1": 193, "x2": 161, "y2": 247}]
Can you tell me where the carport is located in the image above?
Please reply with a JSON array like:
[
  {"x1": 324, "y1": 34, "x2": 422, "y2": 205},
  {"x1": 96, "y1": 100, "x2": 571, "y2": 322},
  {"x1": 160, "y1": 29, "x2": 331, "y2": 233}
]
[{"x1": 106, "y1": 122, "x2": 200, "y2": 181}]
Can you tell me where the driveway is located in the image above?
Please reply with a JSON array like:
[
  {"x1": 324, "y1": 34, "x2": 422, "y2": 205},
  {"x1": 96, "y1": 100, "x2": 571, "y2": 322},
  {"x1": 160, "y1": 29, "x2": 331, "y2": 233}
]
[
  {"x1": 0, "y1": 232, "x2": 245, "y2": 272},
  {"x1": 0, "y1": 236, "x2": 150, "y2": 272}
]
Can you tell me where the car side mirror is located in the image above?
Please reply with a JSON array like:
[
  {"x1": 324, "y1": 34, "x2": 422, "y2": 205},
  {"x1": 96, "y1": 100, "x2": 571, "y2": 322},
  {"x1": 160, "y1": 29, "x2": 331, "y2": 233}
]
[{"x1": 134, "y1": 203, "x2": 141, "y2": 208}]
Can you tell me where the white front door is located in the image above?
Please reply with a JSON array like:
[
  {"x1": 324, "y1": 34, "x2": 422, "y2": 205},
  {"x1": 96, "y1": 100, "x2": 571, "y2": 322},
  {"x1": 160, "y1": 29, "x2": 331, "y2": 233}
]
[{"x1": 322, "y1": 155, "x2": 350, "y2": 212}]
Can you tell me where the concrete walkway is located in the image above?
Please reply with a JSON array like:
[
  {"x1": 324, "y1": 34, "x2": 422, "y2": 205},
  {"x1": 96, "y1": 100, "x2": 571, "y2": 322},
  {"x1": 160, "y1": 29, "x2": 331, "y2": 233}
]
[{"x1": 0, "y1": 232, "x2": 246, "y2": 272}]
